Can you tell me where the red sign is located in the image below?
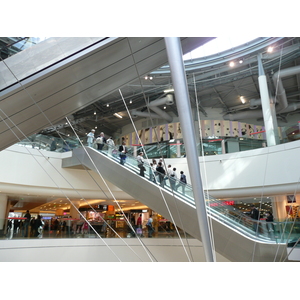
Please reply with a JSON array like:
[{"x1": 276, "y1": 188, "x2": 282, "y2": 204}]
[{"x1": 209, "y1": 201, "x2": 234, "y2": 207}]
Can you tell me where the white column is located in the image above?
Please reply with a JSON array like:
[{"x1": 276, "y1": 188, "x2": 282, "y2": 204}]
[
  {"x1": 221, "y1": 139, "x2": 226, "y2": 154},
  {"x1": 257, "y1": 54, "x2": 280, "y2": 146},
  {"x1": 0, "y1": 194, "x2": 8, "y2": 230},
  {"x1": 176, "y1": 140, "x2": 181, "y2": 157},
  {"x1": 70, "y1": 200, "x2": 81, "y2": 219}
]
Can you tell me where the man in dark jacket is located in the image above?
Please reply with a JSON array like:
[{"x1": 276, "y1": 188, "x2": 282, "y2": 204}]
[
  {"x1": 23, "y1": 210, "x2": 31, "y2": 237},
  {"x1": 118, "y1": 142, "x2": 127, "y2": 165},
  {"x1": 176, "y1": 171, "x2": 187, "y2": 194},
  {"x1": 250, "y1": 205, "x2": 260, "y2": 233},
  {"x1": 156, "y1": 162, "x2": 166, "y2": 187}
]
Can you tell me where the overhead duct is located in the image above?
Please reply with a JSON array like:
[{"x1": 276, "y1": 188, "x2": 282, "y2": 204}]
[
  {"x1": 147, "y1": 94, "x2": 173, "y2": 123},
  {"x1": 130, "y1": 110, "x2": 162, "y2": 119},
  {"x1": 223, "y1": 110, "x2": 263, "y2": 121},
  {"x1": 249, "y1": 98, "x2": 262, "y2": 109},
  {"x1": 224, "y1": 101, "x2": 300, "y2": 121},
  {"x1": 130, "y1": 94, "x2": 174, "y2": 123},
  {"x1": 272, "y1": 65, "x2": 300, "y2": 113},
  {"x1": 148, "y1": 94, "x2": 174, "y2": 107},
  {"x1": 224, "y1": 65, "x2": 300, "y2": 121}
]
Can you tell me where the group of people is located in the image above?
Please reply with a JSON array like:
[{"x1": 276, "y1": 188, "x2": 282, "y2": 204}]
[
  {"x1": 136, "y1": 154, "x2": 188, "y2": 193},
  {"x1": 131, "y1": 214, "x2": 154, "y2": 238},
  {"x1": 149, "y1": 158, "x2": 187, "y2": 193},
  {"x1": 87, "y1": 130, "x2": 188, "y2": 194},
  {"x1": 7, "y1": 211, "x2": 44, "y2": 238},
  {"x1": 250, "y1": 205, "x2": 274, "y2": 234},
  {"x1": 87, "y1": 129, "x2": 127, "y2": 165},
  {"x1": 87, "y1": 129, "x2": 115, "y2": 153}
]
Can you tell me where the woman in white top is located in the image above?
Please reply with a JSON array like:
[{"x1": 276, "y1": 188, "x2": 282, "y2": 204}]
[
  {"x1": 87, "y1": 129, "x2": 95, "y2": 147},
  {"x1": 106, "y1": 137, "x2": 115, "y2": 156}
]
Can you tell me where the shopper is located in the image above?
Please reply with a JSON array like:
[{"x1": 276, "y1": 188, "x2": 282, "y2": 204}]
[
  {"x1": 176, "y1": 171, "x2": 187, "y2": 194},
  {"x1": 96, "y1": 132, "x2": 106, "y2": 151},
  {"x1": 265, "y1": 211, "x2": 274, "y2": 232},
  {"x1": 137, "y1": 152, "x2": 145, "y2": 177},
  {"x1": 146, "y1": 215, "x2": 154, "y2": 238},
  {"x1": 118, "y1": 141, "x2": 127, "y2": 165},
  {"x1": 167, "y1": 165, "x2": 175, "y2": 189},
  {"x1": 170, "y1": 167, "x2": 177, "y2": 190},
  {"x1": 106, "y1": 136, "x2": 115, "y2": 156},
  {"x1": 23, "y1": 210, "x2": 31, "y2": 237},
  {"x1": 250, "y1": 205, "x2": 260, "y2": 233},
  {"x1": 149, "y1": 163, "x2": 156, "y2": 183},
  {"x1": 87, "y1": 129, "x2": 95, "y2": 147},
  {"x1": 34, "y1": 215, "x2": 44, "y2": 238},
  {"x1": 156, "y1": 162, "x2": 166, "y2": 187}
]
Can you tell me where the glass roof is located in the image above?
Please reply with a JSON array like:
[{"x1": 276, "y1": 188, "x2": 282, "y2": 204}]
[{"x1": 183, "y1": 37, "x2": 258, "y2": 60}]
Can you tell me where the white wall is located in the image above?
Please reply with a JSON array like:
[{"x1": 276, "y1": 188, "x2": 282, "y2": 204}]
[
  {"x1": 165, "y1": 140, "x2": 300, "y2": 198},
  {"x1": 0, "y1": 145, "x2": 133, "y2": 200},
  {"x1": 1, "y1": 140, "x2": 300, "y2": 201}
]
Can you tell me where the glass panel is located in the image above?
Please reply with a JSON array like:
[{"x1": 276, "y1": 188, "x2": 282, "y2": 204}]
[
  {"x1": 16, "y1": 134, "x2": 81, "y2": 152},
  {"x1": 0, "y1": 37, "x2": 49, "y2": 60},
  {"x1": 1, "y1": 216, "x2": 192, "y2": 240}
]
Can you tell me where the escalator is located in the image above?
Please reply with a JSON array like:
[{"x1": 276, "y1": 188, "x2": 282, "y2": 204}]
[
  {"x1": 0, "y1": 37, "x2": 211, "y2": 151},
  {"x1": 62, "y1": 146, "x2": 288, "y2": 262}
]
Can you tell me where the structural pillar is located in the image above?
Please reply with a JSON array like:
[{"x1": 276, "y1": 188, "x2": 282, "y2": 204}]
[
  {"x1": 164, "y1": 37, "x2": 215, "y2": 262},
  {"x1": 0, "y1": 194, "x2": 9, "y2": 232},
  {"x1": 192, "y1": 107, "x2": 201, "y2": 156},
  {"x1": 257, "y1": 54, "x2": 280, "y2": 146},
  {"x1": 69, "y1": 200, "x2": 81, "y2": 219}
]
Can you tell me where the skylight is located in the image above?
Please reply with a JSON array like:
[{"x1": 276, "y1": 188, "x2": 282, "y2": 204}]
[{"x1": 183, "y1": 37, "x2": 258, "y2": 60}]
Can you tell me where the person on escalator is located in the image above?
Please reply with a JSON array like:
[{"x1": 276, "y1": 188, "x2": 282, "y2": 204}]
[
  {"x1": 137, "y1": 152, "x2": 146, "y2": 177},
  {"x1": 87, "y1": 129, "x2": 95, "y2": 147},
  {"x1": 250, "y1": 205, "x2": 260, "y2": 233},
  {"x1": 96, "y1": 132, "x2": 106, "y2": 151},
  {"x1": 118, "y1": 141, "x2": 127, "y2": 165},
  {"x1": 156, "y1": 162, "x2": 166, "y2": 187},
  {"x1": 106, "y1": 136, "x2": 115, "y2": 156},
  {"x1": 175, "y1": 171, "x2": 187, "y2": 194},
  {"x1": 265, "y1": 211, "x2": 274, "y2": 232}
]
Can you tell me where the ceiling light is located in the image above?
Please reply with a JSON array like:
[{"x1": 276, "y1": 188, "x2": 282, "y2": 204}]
[
  {"x1": 129, "y1": 100, "x2": 132, "y2": 104},
  {"x1": 240, "y1": 96, "x2": 246, "y2": 104},
  {"x1": 106, "y1": 104, "x2": 109, "y2": 107},
  {"x1": 164, "y1": 88, "x2": 174, "y2": 93},
  {"x1": 113, "y1": 113, "x2": 123, "y2": 118},
  {"x1": 229, "y1": 61, "x2": 235, "y2": 67},
  {"x1": 163, "y1": 106, "x2": 166, "y2": 109},
  {"x1": 94, "y1": 111, "x2": 96, "y2": 115},
  {"x1": 267, "y1": 46, "x2": 273, "y2": 53},
  {"x1": 239, "y1": 59, "x2": 244, "y2": 64}
]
